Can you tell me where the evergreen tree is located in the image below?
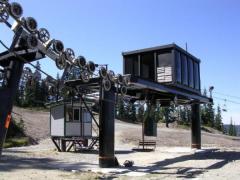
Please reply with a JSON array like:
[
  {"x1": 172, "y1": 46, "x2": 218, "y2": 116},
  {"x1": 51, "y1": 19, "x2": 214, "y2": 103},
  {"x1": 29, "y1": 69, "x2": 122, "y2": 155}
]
[
  {"x1": 155, "y1": 103, "x2": 162, "y2": 123},
  {"x1": 137, "y1": 104, "x2": 145, "y2": 122},
  {"x1": 39, "y1": 79, "x2": 48, "y2": 105},
  {"x1": 233, "y1": 122, "x2": 237, "y2": 136},
  {"x1": 32, "y1": 61, "x2": 42, "y2": 107},
  {"x1": 23, "y1": 61, "x2": 44, "y2": 107},
  {"x1": 223, "y1": 126, "x2": 228, "y2": 134},
  {"x1": 124, "y1": 102, "x2": 131, "y2": 121},
  {"x1": 23, "y1": 78, "x2": 35, "y2": 107},
  {"x1": 14, "y1": 87, "x2": 21, "y2": 106},
  {"x1": 228, "y1": 118, "x2": 237, "y2": 136},
  {"x1": 201, "y1": 88, "x2": 208, "y2": 125},
  {"x1": 215, "y1": 105, "x2": 223, "y2": 131},
  {"x1": 34, "y1": 78, "x2": 42, "y2": 106},
  {"x1": 157, "y1": 106, "x2": 166, "y2": 123},
  {"x1": 128, "y1": 102, "x2": 137, "y2": 122},
  {"x1": 180, "y1": 105, "x2": 191, "y2": 125},
  {"x1": 116, "y1": 98, "x2": 125, "y2": 120},
  {"x1": 206, "y1": 103, "x2": 215, "y2": 128}
]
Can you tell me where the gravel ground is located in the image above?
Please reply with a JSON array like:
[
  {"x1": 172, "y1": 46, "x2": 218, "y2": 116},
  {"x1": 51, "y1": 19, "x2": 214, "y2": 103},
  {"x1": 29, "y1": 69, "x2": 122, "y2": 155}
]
[{"x1": 0, "y1": 107, "x2": 239, "y2": 179}]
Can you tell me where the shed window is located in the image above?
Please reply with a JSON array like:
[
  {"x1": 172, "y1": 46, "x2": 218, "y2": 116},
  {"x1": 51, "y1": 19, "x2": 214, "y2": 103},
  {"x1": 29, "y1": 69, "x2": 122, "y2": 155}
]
[
  {"x1": 82, "y1": 109, "x2": 91, "y2": 123},
  {"x1": 66, "y1": 107, "x2": 73, "y2": 122},
  {"x1": 73, "y1": 108, "x2": 80, "y2": 121},
  {"x1": 66, "y1": 107, "x2": 80, "y2": 122}
]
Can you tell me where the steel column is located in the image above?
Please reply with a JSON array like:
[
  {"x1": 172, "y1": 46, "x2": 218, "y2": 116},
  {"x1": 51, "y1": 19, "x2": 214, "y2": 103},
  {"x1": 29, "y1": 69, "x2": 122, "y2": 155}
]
[
  {"x1": 0, "y1": 60, "x2": 24, "y2": 155},
  {"x1": 61, "y1": 139, "x2": 66, "y2": 152},
  {"x1": 99, "y1": 86, "x2": 116, "y2": 168},
  {"x1": 191, "y1": 103, "x2": 201, "y2": 149}
]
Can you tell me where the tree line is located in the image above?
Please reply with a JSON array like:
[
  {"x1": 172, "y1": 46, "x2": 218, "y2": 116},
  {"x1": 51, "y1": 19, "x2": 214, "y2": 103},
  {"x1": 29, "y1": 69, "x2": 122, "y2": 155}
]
[
  {"x1": 116, "y1": 89, "x2": 238, "y2": 137},
  {"x1": 14, "y1": 61, "x2": 49, "y2": 108},
  {"x1": 14, "y1": 61, "x2": 238, "y2": 136}
]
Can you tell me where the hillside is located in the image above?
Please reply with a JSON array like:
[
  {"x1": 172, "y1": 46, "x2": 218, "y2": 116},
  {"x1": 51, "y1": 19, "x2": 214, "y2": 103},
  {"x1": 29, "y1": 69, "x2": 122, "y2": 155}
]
[
  {"x1": 11, "y1": 106, "x2": 240, "y2": 148},
  {"x1": 12, "y1": 107, "x2": 50, "y2": 142}
]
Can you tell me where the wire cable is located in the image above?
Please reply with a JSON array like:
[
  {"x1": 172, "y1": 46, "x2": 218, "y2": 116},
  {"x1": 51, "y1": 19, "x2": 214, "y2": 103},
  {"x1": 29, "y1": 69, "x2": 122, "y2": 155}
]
[
  {"x1": 213, "y1": 96, "x2": 240, "y2": 105},
  {"x1": 214, "y1": 91, "x2": 240, "y2": 100}
]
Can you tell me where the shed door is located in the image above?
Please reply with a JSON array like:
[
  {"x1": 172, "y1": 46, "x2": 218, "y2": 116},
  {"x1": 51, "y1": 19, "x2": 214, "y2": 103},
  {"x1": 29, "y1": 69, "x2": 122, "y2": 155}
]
[
  {"x1": 82, "y1": 108, "x2": 92, "y2": 137},
  {"x1": 65, "y1": 106, "x2": 81, "y2": 137}
]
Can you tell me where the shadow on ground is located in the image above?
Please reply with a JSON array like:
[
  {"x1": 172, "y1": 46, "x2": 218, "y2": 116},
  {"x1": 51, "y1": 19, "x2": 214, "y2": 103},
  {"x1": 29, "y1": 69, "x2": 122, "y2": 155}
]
[
  {"x1": 111, "y1": 149, "x2": 240, "y2": 179},
  {"x1": 0, "y1": 150, "x2": 97, "y2": 172},
  {"x1": 1, "y1": 148, "x2": 240, "y2": 179}
]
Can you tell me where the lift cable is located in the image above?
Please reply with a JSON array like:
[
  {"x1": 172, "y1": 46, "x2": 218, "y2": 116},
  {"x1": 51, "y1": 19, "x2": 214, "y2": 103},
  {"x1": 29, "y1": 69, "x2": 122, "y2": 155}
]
[
  {"x1": 201, "y1": 88, "x2": 240, "y2": 100},
  {"x1": 214, "y1": 91, "x2": 240, "y2": 100},
  {"x1": 213, "y1": 96, "x2": 240, "y2": 105},
  {"x1": 0, "y1": 40, "x2": 57, "y2": 81}
]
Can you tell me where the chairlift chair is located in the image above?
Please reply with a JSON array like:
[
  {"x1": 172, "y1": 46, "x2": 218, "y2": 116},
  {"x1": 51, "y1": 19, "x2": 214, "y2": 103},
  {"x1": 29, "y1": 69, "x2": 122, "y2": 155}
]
[{"x1": 222, "y1": 99, "x2": 227, "y2": 112}]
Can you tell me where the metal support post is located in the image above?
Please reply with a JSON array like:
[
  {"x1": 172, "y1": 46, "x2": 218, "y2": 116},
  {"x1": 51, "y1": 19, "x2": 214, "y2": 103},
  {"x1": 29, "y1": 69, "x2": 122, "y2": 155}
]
[
  {"x1": 0, "y1": 60, "x2": 24, "y2": 155},
  {"x1": 61, "y1": 139, "x2": 66, "y2": 152},
  {"x1": 191, "y1": 103, "x2": 201, "y2": 149},
  {"x1": 99, "y1": 85, "x2": 116, "y2": 168}
]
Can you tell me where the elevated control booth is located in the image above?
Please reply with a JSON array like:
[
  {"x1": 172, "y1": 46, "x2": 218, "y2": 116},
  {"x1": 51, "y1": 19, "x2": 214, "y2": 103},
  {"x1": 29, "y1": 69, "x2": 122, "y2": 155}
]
[
  {"x1": 123, "y1": 44, "x2": 200, "y2": 91},
  {"x1": 123, "y1": 44, "x2": 211, "y2": 149}
]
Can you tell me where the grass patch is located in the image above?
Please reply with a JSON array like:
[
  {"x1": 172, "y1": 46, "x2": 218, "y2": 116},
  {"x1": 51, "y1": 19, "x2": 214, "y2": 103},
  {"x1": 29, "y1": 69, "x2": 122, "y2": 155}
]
[
  {"x1": 3, "y1": 137, "x2": 30, "y2": 148},
  {"x1": 26, "y1": 106, "x2": 49, "y2": 112},
  {"x1": 176, "y1": 124, "x2": 190, "y2": 130}
]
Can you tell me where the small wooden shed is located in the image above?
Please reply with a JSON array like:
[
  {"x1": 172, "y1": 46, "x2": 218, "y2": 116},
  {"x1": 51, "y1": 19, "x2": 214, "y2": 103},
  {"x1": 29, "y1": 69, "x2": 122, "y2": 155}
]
[{"x1": 50, "y1": 102, "x2": 92, "y2": 138}]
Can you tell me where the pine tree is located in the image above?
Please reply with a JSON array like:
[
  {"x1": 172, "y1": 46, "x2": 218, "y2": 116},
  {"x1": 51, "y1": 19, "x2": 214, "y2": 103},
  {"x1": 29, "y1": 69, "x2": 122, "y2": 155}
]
[
  {"x1": 24, "y1": 78, "x2": 35, "y2": 107},
  {"x1": 32, "y1": 61, "x2": 41, "y2": 107},
  {"x1": 39, "y1": 80, "x2": 48, "y2": 105},
  {"x1": 128, "y1": 102, "x2": 137, "y2": 122},
  {"x1": 233, "y1": 122, "x2": 237, "y2": 136},
  {"x1": 117, "y1": 98, "x2": 125, "y2": 120},
  {"x1": 215, "y1": 105, "x2": 223, "y2": 131},
  {"x1": 14, "y1": 87, "x2": 21, "y2": 106},
  {"x1": 228, "y1": 118, "x2": 236, "y2": 136},
  {"x1": 201, "y1": 88, "x2": 208, "y2": 125},
  {"x1": 137, "y1": 104, "x2": 145, "y2": 122},
  {"x1": 206, "y1": 103, "x2": 215, "y2": 128},
  {"x1": 23, "y1": 61, "x2": 44, "y2": 107},
  {"x1": 124, "y1": 102, "x2": 131, "y2": 121},
  {"x1": 155, "y1": 103, "x2": 161, "y2": 123}
]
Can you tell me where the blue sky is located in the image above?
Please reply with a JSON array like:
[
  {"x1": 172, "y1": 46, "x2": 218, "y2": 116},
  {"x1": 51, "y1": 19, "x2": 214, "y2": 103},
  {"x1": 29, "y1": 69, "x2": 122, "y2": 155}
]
[{"x1": 1, "y1": 0, "x2": 240, "y2": 124}]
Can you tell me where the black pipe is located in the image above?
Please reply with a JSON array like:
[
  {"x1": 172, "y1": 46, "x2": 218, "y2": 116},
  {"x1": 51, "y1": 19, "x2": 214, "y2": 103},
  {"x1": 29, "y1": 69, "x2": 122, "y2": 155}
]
[
  {"x1": 0, "y1": 60, "x2": 24, "y2": 155},
  {"x1": 191, "y1": 103, "x2": 201, "y2": 149},
  {"x1": 99, "y1": 84, "x2": 116, "y2": 168},
  {"x1": 61, "y1": 139, "x2": 66, "y2": 152}
]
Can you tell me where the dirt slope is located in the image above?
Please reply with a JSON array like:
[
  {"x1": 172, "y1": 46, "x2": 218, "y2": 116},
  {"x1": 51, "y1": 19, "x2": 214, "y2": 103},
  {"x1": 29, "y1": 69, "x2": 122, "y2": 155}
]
[
  {"x1": 12, "y1": 107, "x2": 50, "y2": 141},
  {"x1": 12, "y1": 106, "x2": 240, "y2": 149}
]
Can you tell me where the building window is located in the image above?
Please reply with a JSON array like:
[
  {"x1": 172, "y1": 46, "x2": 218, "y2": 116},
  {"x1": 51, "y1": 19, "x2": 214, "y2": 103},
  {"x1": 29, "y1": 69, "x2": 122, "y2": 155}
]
[
  {"x1": 66, "y1": 107, "x2": 80, "y2": 122},
  {"x1": 194, "y1": 62, "x2": 200, "y2": 90},
  {"x1": 82, "y1": 109, "x2": 91, "y2": 123},
  {"x1": 66, "y1": 107, "x2": 73, "y2": 122},
  {"x1": 141, "y1": 53, "x2": 154, "y2": 79},
  {"x1": 73, "y1": 108, "x2": 80, "y2": 121},
  {"x1": 181, "y1": 54, "x2": 188, "y2": 86},
  {"x1": 124, "y1": 55, "x2": 139, "y2": 76},
  {"x1": 188, "y1": 58, "x2": 194, "y2": 88},
  {"x1": 175, "y1": 51, "x2": 182, "y2": 83}
]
